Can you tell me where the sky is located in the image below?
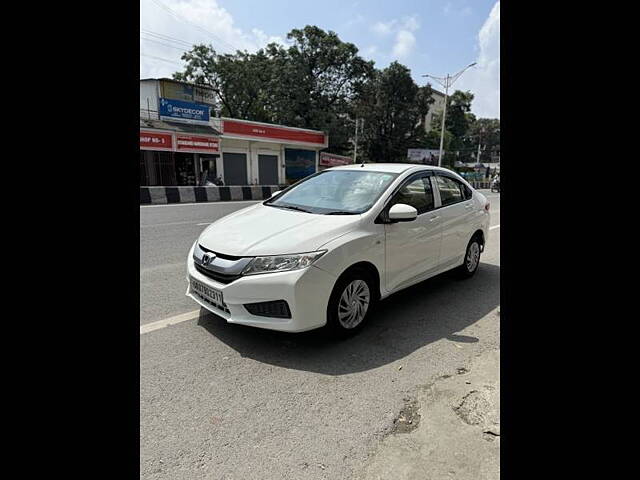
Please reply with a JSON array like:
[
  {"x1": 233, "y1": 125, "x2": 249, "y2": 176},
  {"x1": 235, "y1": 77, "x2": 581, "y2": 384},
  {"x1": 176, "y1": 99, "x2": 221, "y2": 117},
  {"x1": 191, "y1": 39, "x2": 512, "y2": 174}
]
[{"x1": 140, "y1": 0, "x2": 500, "y2": 118}]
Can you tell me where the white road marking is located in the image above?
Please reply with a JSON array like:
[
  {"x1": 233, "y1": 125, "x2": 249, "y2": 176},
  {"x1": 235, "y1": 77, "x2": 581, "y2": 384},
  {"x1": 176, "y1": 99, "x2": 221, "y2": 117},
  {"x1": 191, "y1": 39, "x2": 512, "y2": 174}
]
[
  {"x1": 140, "y1": 310, "x2": 201, "y2": 335},
  {"x1": 141, "y1": 200, "x2": 260, "y2": 208},
  {"x1": 490, "y1": 224, "x2": 500, "y2": 230},
  {"x1": 196, "y1": 223, "x2": 212, "y2": 226}
]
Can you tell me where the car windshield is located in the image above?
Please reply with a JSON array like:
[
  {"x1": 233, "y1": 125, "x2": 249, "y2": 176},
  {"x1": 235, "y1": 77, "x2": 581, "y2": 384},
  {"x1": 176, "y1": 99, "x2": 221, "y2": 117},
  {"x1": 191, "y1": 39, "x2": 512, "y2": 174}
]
[{"x1": 265, "y1": 170, "x2": 398, "y2": 214}]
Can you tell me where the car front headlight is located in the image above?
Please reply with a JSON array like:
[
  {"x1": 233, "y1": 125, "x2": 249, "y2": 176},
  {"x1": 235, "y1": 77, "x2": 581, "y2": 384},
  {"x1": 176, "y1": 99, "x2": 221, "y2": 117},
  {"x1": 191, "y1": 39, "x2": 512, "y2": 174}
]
[{"x1": 242, "y1": 250, "x2": 327, "y2": 276}]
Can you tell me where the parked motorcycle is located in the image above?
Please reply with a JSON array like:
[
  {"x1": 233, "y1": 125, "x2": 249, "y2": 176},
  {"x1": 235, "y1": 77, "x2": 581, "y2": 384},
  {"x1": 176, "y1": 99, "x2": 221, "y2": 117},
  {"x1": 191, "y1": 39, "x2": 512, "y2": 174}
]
[{"x1": 490, "y1": 176, "x2": 500, "y2": 193}]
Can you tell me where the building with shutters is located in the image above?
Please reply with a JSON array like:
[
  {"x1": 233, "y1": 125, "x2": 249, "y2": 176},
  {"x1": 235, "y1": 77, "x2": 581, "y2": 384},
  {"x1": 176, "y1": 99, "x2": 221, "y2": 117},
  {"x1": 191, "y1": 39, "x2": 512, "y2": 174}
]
[{"x1": 140, "y1": 78, "x2": 328, "y2": 187}]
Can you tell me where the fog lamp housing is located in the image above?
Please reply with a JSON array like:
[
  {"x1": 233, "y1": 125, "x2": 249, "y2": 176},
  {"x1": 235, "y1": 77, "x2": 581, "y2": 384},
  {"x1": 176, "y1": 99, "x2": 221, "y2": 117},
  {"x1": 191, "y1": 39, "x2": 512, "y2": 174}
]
[{"x1": 244, "y1": 300, "x2": 292, "y2": 319}]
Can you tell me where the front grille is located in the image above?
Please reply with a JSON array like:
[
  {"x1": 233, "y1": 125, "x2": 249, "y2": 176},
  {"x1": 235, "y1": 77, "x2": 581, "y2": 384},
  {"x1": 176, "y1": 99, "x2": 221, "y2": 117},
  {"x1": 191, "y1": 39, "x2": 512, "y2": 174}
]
[
  {"x1": 244, "y1": 300, "x2": 291, "y2": 319},
  {"x1": 198, "y1": 244, "x2": 243, "y2": 261},
  {"x1": 193, "y1": 291, "x2": 231, "y2": 314},
  {"x1": 194, "y1": 263, "x2": 241, "y2": 284}
]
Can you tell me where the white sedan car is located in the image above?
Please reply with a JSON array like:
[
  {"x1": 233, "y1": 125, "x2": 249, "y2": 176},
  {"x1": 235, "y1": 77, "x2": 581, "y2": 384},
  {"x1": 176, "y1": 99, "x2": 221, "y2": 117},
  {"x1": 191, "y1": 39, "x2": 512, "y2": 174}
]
[{"x1": 187, "y1": 163, "x2": 490, "y2": 335}]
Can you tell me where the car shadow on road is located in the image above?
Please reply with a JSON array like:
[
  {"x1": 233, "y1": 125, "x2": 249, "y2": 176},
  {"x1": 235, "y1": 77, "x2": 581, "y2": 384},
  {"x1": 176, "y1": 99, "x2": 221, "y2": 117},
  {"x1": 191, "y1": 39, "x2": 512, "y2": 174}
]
[{"x1": 197, "y1": 262, "x2": 500, "y2": 376}]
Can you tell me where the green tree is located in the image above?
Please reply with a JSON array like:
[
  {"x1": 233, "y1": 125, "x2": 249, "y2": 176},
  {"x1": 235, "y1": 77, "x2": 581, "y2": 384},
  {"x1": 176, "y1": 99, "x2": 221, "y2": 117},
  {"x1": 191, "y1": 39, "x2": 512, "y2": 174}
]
[
  {"x1": 445, "y1": 90, "x2": 475, "y2": 140},
  {"x1": 426, "y1": 90, "x2": 477, "y2": 167},
  {"x1": 355, "y1": 62, "x2": 434, "y2": 163},
  {"x1": 465, "y1": 118, "x2": 500, "y2": 157},
  {"x1": 174, "y1": 46, "x2": 276, "y2": 121},
  {"x1": 173, "y1": 26, "x2": 374, "y2": 154},
  {"x1": 263, "y1": 26, "x2": 374, "y2": 153}
]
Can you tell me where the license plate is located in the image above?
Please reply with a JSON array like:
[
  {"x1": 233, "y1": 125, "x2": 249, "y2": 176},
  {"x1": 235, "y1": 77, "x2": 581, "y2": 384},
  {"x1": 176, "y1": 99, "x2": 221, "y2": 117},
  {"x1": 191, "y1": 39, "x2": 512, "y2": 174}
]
[{"x1": 190, "y1": 277, "x2": 224, "y2": 306}]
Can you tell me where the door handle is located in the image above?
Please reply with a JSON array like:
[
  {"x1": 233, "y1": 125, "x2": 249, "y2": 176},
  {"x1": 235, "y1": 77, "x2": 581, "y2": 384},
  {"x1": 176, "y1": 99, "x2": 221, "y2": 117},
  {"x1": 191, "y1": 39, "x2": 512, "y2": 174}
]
[
  {"x1": 464, "y1": 204, "x2": 473, "y2": 209},
  {"x1": 429, "y1": 215, "x2": 440, "y2": 222}
]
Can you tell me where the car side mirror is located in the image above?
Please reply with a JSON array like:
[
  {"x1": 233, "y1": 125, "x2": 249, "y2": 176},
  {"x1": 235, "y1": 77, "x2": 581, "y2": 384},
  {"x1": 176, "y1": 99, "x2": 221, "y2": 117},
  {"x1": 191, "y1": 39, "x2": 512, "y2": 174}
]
[
  {"x1": 388, "y1": 203, "x2": 418, "y2": 222},
  {"x1": 270, "y1": 190, "x2": 282, "y2": 198}
]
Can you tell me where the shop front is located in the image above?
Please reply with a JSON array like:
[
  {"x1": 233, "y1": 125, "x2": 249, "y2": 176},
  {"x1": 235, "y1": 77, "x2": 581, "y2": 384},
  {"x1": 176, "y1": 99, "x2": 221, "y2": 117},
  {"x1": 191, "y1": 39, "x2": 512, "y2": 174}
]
[
  {"x1": 218, "y1": 118, "x2": 328, "y2": 186},
  {"x1": 140, "y1": 79, "x2": 327, "y2": 187},
  {"x1": 139, "y1": 119, "x2": 221, "y2": 186},
  {"x1": 139, "y1": 129, "x2": 176, "y2": 186},
  {"x1": 139, "y1": 117, "x2": 327, "y2": 187}
]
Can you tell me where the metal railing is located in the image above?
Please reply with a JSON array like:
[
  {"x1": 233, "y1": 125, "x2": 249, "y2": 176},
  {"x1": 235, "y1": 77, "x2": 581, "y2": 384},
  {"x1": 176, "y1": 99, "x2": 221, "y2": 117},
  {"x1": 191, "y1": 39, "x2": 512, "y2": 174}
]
[{"x1": 140, "y1": 108, "x2": 160, "y2": 120}]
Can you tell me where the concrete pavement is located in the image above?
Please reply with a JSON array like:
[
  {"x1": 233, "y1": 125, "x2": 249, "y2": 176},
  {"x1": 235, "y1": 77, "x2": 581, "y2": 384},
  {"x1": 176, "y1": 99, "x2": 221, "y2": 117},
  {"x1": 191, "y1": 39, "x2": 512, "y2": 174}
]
[
  {"x1": 140, "y1": 191, "x2": 500, "y2": 479},
  {"x1": 359, "y1": 348, "x2": 500, "y2": 479}
]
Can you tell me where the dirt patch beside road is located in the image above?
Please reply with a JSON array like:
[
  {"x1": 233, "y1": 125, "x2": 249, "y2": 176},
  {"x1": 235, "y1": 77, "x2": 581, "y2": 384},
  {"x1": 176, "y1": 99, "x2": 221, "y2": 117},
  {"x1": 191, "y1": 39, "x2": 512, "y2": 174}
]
[{"x1": 358, "y1": 348, "x2": 500, "y2": 480}]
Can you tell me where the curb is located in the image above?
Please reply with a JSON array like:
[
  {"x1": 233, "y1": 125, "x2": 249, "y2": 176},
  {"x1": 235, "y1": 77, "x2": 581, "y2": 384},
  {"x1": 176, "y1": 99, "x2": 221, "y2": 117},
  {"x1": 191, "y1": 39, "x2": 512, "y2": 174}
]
[{"x1": 140, "y1": 185, "x2": 283, "y2": 205}]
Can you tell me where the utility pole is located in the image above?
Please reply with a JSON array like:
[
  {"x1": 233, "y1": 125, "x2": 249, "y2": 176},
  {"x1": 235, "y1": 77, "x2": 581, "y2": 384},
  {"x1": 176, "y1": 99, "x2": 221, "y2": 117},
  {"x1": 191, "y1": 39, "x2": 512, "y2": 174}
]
[
  {"x1": 422, "y1": 62, "x2": 476, "y2": 167},
  {"x1": 353, "y1": 118, "x2": 363, "y2": 164}
]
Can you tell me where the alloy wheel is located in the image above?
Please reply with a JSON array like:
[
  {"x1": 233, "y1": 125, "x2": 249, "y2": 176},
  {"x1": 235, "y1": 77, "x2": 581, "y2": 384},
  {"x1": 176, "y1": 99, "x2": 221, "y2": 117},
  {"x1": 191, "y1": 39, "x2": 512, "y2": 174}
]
[
  {"x1": 466, "y1": 242, "x2": 480, "y2": 272},
  {"x1": 337, "y1": 279, "x2": 370, "y2": 329}
]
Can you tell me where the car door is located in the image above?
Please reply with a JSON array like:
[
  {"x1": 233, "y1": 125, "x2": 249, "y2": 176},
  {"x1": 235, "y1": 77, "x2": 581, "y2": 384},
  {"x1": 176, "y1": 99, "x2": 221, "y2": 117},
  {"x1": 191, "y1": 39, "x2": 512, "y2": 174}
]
[
  {"x1": 434, "y1": 174, "x2": 475, "y2": 267},
  {"x1": 383, "y1": 173, "x2": 442, "y2": 292}
]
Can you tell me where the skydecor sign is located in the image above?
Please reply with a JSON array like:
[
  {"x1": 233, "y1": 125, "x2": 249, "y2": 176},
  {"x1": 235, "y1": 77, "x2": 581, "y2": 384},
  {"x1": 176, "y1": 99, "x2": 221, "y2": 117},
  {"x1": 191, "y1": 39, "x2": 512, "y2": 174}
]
[
  {"x1": 223, "y1": 119, "x2": 327, "y2": 146},
  {"x1": 159, "y1": 97, "x2": 210, "y2": 125},
  {"x1": 176, "y1": 135, "x2": 220, "y2": 153},
  {"x1": 140, "y1": 130, "x2": 174, "y2": 151}
]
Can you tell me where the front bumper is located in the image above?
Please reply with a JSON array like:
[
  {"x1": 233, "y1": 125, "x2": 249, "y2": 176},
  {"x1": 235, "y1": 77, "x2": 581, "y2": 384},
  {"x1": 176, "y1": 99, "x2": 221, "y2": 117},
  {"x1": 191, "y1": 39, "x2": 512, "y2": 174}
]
[{"x1": 185, "y1": 250, "x2": 337, "y2": 332}]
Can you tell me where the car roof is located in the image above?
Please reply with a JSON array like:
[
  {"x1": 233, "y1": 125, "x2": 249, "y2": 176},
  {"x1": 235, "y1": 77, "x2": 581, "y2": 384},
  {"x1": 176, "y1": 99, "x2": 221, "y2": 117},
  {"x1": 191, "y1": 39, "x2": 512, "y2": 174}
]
[{"x1": 327, "y1": 163, "x2": 451, "y2": 175}]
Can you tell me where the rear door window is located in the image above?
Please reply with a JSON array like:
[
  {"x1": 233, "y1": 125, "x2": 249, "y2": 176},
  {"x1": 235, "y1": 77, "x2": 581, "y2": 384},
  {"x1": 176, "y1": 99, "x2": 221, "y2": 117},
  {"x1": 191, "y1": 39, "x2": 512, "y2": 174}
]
[{"x1": 436, "y1": 175, "x2": 464, "y2": 206}]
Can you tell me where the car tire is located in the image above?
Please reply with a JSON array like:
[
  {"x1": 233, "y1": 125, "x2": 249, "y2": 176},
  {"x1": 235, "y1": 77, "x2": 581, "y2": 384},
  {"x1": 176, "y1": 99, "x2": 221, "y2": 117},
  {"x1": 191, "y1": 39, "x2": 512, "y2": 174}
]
[
  {"x1": 456, "y1": 235, "x2": 482, "y2": 278},
  {"x1": 326, "y1": 268, "x2": 376, "y2": 337}
]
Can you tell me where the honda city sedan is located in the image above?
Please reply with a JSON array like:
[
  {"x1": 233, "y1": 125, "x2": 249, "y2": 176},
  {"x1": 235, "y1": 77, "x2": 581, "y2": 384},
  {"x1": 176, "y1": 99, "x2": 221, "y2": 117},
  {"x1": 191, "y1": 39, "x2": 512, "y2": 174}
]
[{"x1": 186, "y1": 163, "x2": 490, "y2": 335}]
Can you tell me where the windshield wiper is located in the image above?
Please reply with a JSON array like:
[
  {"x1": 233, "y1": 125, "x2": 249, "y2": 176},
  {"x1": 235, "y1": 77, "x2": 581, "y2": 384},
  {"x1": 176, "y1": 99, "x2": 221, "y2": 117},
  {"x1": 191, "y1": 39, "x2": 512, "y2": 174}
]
[
  {"x1": 269, "y1": 204, "x2": 311, "y2": 213},
  {"x1": 324, "y1": 211, "x2": 358, "y2": 215}
]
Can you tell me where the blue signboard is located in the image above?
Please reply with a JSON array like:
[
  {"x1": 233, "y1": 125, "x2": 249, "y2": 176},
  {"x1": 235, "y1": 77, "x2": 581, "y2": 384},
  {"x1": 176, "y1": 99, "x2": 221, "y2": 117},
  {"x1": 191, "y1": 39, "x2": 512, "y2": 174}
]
[
  {"x1": 285, "y1": 148, "x2": 316, "y2": 183},
  {"x1": 159, "y1": 97, "x2": 210, "y2": 124}
]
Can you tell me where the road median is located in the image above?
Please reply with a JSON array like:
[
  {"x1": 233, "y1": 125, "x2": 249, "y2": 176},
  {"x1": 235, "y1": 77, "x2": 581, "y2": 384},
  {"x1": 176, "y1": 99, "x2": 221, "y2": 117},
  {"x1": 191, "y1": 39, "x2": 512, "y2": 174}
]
[{"x1": 140, "y1": 185, "x2": 282, "y2": 205}]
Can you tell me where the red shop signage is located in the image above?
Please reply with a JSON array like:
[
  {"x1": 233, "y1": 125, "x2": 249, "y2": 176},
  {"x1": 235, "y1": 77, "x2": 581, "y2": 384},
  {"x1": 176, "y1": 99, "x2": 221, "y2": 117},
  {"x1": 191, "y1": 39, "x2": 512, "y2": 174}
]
[
  {"x1": 320, "y1": 152, "x2": 352, "y2": 167},
  {"x1": 140, "y1": 130, "x2": 174, "y2": 151},
  {"x1": 176, "y1": 135, "x2": 220, "y2": 153},
  {"x1": 223, "y1": 119, "x2": 326, "y2": 146}
]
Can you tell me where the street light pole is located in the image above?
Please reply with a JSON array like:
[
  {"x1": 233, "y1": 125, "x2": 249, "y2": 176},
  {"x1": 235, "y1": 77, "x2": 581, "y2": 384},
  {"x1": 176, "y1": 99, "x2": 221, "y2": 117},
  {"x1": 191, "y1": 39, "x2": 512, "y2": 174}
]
[
  {"x1": 477, "y1": 127, "x2": 484, "y2": 164},
  {"x1": 437, "y1": 77, "x2": 449, "y2": 168},
  {"x1": 423, "y1": 62, "x2": 476, "y2": 167},
  {"x1": 353, "y1": 118, "x2": 359, "y2": 164},
  {"x1": 353, "y1": 118, "x2": 363, "y2": 164}
]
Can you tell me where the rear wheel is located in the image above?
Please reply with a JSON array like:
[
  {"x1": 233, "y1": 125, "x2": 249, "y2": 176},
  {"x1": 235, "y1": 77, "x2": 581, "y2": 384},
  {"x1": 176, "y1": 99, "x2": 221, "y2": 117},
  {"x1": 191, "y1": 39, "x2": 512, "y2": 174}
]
[
  {"x1": 456, "y1": 236, "x2": 482, "y2": 278},
  {"x1": 326, "y1": 269, "x2": 376, "y2": 337}
]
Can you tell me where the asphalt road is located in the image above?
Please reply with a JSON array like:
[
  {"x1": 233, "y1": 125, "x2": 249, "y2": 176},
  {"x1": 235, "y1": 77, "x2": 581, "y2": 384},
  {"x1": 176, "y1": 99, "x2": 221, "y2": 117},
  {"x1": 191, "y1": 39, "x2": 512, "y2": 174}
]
[{"x1": 140, "y1": 190, "x2": 500, "y2": 479}]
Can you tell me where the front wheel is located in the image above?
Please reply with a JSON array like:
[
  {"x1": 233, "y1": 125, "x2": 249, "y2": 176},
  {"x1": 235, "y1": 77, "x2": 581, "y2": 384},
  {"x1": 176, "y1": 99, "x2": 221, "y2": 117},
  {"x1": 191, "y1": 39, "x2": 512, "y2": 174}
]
[
  {"x1": 326, "y1": 269, "x2": 376, "y2": 337},
  {"x1": 456, "y1": 236, "x2": 482, "y2": 278}
]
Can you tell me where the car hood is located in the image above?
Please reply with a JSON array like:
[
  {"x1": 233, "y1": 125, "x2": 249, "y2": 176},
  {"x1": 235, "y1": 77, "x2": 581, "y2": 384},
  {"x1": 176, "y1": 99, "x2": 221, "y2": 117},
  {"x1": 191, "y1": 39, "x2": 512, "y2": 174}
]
[{"x1": 198, "y1": 203, "x2": 361, "y2": 256}]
